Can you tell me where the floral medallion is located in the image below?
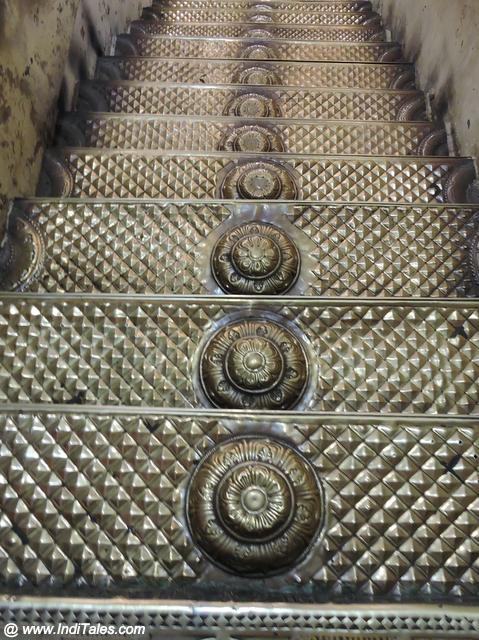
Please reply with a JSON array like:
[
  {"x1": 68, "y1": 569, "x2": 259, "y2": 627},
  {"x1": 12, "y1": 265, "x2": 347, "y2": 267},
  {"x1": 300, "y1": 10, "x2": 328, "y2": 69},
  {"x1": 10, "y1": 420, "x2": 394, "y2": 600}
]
[
  {"x1": 224, "y1": 93, "x2": 281, "y2": 118},
  {"x1": 0, "y1": 217, "x2": 45, "y2": 292},
  {"x1": 219, "y1": 161, "x2": 298, "y2": 200},
  {"x1": 187, "y1": 436, "x2": 323, "y2": 576},
  {"x1": 220, "y1": 125, "x2": 284, "y2": 153},
  {"x1": 199, "y1": 317, "x2": 308, "y2": 409},
  {"x1": 211, "y1": 222, "x2": 300, "y2": 294},
  {"x1": 235, "y1": 65, "x2": 280, "y2": 85}
]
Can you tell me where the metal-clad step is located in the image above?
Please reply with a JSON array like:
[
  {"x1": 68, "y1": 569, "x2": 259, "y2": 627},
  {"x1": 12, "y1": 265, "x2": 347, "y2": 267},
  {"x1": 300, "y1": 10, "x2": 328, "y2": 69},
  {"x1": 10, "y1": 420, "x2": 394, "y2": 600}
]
[
  {"x1": 78, "y1": 82, "x2": 427, "y2": 121},
  {"x1": 1, "y1": 294, "x2": 478, "y2": 414},
  {"x1": 39, "y1": 150, "x2": 475, "y2": 203},
  {"x1": 97, "y1": 57, "x2": 414, "y2": 89},
  {"x1": 118, "y1": 34, "x2": 402, "y2": 63},
  {"x1": 131, "y1": 21, "x2": 384, "y2": 41},
  {"x1": 140, "y1": 8, "x2": 379, "y2": 25},
  {"x1": 19, "y1": 199, "x2": 478, "y2": 297},
  {"x1": 152, "y1": 0, "x2": 374, "y2": 10},
  {"x1": 58, "y1": 114, "x2": 442, "y2": 156},
  {"x1": 0, "y1": 406, "x2": 478, "y2": 601}
]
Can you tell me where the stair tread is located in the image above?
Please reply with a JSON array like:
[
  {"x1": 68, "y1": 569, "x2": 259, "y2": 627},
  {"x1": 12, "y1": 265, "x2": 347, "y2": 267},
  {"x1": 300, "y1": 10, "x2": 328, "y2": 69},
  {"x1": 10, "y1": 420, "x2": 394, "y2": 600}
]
[
  {"x1": 97, "y1": 57, "x2": 412, "y2": 90},
  {"x1": 60, "y1": 114, "x2": 439, "y2": 156},
  {"x1": 131, "y1": 20, "x2": 384, "y2": 41},
  {"x1": 120, "y1": 34, "x2": 400, "y2": 62},
  {"x1": 139, "y1": 9, "x2": 378, "y2": 25},
  {"x1": 43, "y1": 150, "x2": 472, "y2": 203},
  {"x1": 78, "y1": 82, "x2": 425, "y2": 121},
  {"x1": 18, "y1": 199, "x2": 477, "y2": 297},
  {"x1": 0, "y1": 293, "x2": 478, "y2": 414}
]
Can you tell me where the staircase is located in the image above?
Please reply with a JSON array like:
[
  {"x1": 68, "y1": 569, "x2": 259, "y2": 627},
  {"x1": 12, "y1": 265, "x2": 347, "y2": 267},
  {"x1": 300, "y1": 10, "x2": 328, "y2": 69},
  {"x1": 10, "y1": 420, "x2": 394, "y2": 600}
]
[{"x1": 1, "y1": 0, "x2": 479, "y2": 637}]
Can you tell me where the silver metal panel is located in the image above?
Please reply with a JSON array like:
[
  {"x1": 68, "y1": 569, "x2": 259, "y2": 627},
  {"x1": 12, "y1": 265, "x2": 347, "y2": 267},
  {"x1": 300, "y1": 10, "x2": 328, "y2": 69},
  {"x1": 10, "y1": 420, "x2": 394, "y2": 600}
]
[
  {"x1": 131, "y1": 21, "x2": 384, "y2": 41},
  {"x1": 2, "y1": 598, "x2": 479, "y2": 639},
  {"x1": 19, "y1": 200, "x2": 477, "y2": 297},
  {"x1": 151, "y1": 0, "x2": 374, "y2": 11},
  {"x1": 53, "y1": 151, "x2": 470, "y2": 203},
  {"x1": 67, "y1": 114, "x2": 437, "y2": 155},
  {"x1": 141, "y1": 9, "x2": 377, "y2": 25},
  {"x1": 0, "y1": 408, "x2": 478, "y2": 602},
  {"x1": 97, "y1": 58, "x2": 411, "y2": 88},
  {"x1": 0, "y1": 295, "x2": 478, "y2": 414},
  {"x1": 121, "y1": 35, "x2": 400, "y2": 62},
  {"x1": 79, "y1": 82, "x2": 424, "y2": 121}
]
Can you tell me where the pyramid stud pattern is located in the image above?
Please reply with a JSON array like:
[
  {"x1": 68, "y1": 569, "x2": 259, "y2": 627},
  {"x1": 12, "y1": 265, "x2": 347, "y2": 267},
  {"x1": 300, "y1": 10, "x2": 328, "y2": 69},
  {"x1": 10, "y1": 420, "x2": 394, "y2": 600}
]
[{"x1": 1, "y1": 0, "x2": 479, "y2": 631}]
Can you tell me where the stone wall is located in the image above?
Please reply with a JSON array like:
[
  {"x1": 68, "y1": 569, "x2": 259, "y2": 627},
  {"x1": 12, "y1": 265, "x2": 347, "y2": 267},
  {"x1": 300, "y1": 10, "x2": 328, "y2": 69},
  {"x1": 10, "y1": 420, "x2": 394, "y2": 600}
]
[
  {"x1": 0, "y1": 0, "x2": 148, "y2": 236},
  {"x1": 373, "y1": 0, "x2": 479, "y2": 160}
]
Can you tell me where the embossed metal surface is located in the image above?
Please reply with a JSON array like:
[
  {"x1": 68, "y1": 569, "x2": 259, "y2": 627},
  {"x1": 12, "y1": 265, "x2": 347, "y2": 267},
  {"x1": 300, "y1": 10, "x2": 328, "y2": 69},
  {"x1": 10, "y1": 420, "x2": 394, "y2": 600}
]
[
  {"x1": 1, "y1": 600, "x2": 479, "y2": 640},
  {"x1": 131, "y1": 21, "x2": 383, "y2": 41},
  {"x1": 199, "y1": 317, "x2": 309, "y2": 408},
  {"x1": 139, "y1": 8, "x2": 377, "y2": 25},
  {"x1": 152, "y1": 0, "x2": 374, "y2": 11},
  {"x1": 63, "y1": 114, "x2": 438, "y2": 156},
  {"x1": 97, "y1": 57, "x2": 411, "y2": 88},
  {"x1": 0, "y1": 409, "x2": 478, "y2": 603},
  {"x1": 79, "y1": 82, "x2": 425, "y2": 121},
  {"x1": 187, "y1": 436, "x2": 323, "y2": 575},
  {"x1": 211, "y1": 221, "x2": 300, "y2": 294},
  {"x1": 1, "y1": 295, "x2": 479, "y2": 414},
  {"x1": 46, "y1": 151, "x2": 473, "y2": 203},
  {"x1": 121, "y1": 35, "x2": 400, "y2": 63},
  {"x1": 18, "y1": 201, "x2": 478, "y2": 297},
  {"x1": 2, "y1": 0, "x2": 479, "y2": 630}
]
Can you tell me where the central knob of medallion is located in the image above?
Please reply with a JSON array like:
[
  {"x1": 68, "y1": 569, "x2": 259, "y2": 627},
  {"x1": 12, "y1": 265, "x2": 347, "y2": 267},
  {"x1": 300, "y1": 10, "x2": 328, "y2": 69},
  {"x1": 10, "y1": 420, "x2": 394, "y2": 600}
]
[
  {"x1": 237, "y1": 166, "x2": 281, "y2": 199},
  {"x1": 231, "y1": 234, "x2": 281, "y2": 279},
  {"x1": 216, "y1": 462, "x2": 293, "y2": 542},
  {"x1": 233, "y1": 129, "x2": 271, "y2": 152},
  {"x1": 225, "y1": 336, "x2": 284, "y2": 393}
]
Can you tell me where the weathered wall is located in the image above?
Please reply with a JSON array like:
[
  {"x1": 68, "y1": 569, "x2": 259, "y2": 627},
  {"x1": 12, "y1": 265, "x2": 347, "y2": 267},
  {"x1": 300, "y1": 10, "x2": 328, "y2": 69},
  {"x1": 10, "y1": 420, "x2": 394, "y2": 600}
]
[
  {"x1": 0, "y1": 0, "x2": 148, "y2": 237},
  {"x1": 374, "y1": 0, "x2": 479, "y2": 160}
]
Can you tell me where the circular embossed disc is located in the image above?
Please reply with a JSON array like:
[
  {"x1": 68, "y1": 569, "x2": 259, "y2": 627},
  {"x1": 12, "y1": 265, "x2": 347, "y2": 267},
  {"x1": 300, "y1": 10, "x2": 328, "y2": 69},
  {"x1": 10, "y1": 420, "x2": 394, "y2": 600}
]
[
  {"x1": 0, "y1": 217, "x2": 45, "y2": 292},
  {"x1": 234, "y1": 94, "x2": 269, "y2": 117},
  {"x1": 220, "y1": 161, "x2": 298, "y2": 200},
  {"x1": 187, "y1": 436, "x2": 323, "y2": 576},
  {"x1": 221, "y1": 124, "x2": 284, "y2": 153},
  {"x1": 211, "y1": 222, "x2": 300, "y2": 294},
  {"x1": 243, "y1": 44, "x2": 274, "y2": 60},
  {"x1": 200, "y1": 317, "x2": 308, "y2": 409},
  {"x1": 226, "y1": 93, "x2": 281, "y2": 118},
  {"x1": 238, "y1": 166, "x2": 281, "y2": 199},
  {"x1": 234, "y1": 129, "x2": 271, "y2": 152},
  {"x1": 237, "y1": 66, "x2": 279, "y2": 85}
]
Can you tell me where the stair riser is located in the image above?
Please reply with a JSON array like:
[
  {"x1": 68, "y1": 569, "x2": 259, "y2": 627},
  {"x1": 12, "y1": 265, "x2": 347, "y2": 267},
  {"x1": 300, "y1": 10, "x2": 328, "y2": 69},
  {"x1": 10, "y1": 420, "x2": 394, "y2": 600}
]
[
  {"x1": 78, "y1": 83, "x2": 426, "y2": 121},
  {"x1": 120, "y1": 36, "x2": 401, "y2": 63},
  {"x1": 21, "y1": 201, "x2": 478, "y2": 297},
  {"x1": 97, "y1": 58, "x2": 414, "y2": 89},
  {"x1": 61, "y1": 116, "x2": 439, "y2": 156}
]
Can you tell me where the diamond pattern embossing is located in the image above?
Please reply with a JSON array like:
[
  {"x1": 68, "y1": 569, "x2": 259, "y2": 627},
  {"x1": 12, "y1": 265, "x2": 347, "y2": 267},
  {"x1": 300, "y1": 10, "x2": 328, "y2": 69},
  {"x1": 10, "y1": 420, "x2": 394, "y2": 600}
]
[
  {"x1": 0, "y1": 411, "x2": 478, "y2": 600},
  {"x1": 140, "y1": 10, "x2": 375, "y2": 25},
  {"x1": 100, "y1": 58, "x2": 410, "y2": 88},
  {"x1": 127, "y1": 37, "x2": 396, "y2": 63},
  {"x1": 21, "y1": 201, "x2": 476, "y2": 297},
  {"x1": 63, "y1": 152, "x2": 466, "y2": 203},
  {"x1": 135, "y1": 22, "x2": 383, "y2": 41},
  {"x1": 0, "y1": 298, "x2": 478, "y2": 414},
  {"x1": 79, "y1": 116, "x2": 435, "y2": 156},
  {"x1": 86, "y1": 82, "x2": 421, "y2": 121}
]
